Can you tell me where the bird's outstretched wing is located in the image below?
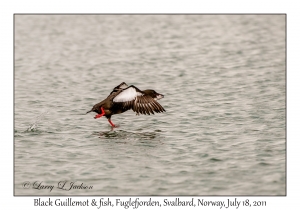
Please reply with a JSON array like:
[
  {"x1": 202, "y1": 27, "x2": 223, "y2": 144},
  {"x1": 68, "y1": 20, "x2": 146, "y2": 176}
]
[
  {"x1": 109, "y1": 82, "x2": 129, "y2": 95},
  {"x1": 112, "y1": 85, "x2": 165, "y2": 115}
]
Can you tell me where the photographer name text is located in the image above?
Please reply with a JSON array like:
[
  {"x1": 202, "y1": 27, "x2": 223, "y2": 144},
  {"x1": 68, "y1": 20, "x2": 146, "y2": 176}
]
[{"x1": 22, "y1": 181, "x2": 93, "y2": 192}]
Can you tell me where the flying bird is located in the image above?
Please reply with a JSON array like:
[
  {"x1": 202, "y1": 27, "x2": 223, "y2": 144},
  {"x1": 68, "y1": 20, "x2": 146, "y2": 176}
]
[{"x1": 86, "y1": 82, "x2": 165, "y2": 127}]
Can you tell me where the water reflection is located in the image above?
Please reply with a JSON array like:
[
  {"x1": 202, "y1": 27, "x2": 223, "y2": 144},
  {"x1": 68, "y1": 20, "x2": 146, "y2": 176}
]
[{"x1": 93, "y1": 129, "x2": 159, "y2": 140}]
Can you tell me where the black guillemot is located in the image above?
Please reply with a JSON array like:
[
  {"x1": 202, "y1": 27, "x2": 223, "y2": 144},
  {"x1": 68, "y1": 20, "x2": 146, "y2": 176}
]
[{"x1": 86, "y1": 82, "x2": 165, "y2": 127}]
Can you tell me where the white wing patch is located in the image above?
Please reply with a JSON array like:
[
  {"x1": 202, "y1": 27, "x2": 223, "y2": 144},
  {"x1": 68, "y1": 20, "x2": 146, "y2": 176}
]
[{"x1": 113, "y1": 87, "x2": 143, "y2": 102}]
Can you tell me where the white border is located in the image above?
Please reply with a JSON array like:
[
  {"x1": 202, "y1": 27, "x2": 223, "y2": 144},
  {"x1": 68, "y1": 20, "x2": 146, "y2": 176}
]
[{"x1": 2, "y1": 0, "x2": 297, "y2": 209}]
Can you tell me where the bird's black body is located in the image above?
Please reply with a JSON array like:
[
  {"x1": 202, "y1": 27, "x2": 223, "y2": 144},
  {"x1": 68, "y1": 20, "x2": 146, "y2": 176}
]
[{"x1": 86, "y1": 82, "x2": 165, "y2": 127}]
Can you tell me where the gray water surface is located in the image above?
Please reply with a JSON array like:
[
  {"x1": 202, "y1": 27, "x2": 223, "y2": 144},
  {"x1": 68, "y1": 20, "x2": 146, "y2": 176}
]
[{"x1": 14, "y1": 15, "x2": 285, "y2": 195}]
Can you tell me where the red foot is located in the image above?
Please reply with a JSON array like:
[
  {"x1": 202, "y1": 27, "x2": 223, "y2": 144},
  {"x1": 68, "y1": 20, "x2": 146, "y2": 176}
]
[
  {"x1": 94, "y1": 107, "x2": 105, "y2": 119},
  {"x1": 108, "y1": 119, "x2": 116, "y2": 127}
]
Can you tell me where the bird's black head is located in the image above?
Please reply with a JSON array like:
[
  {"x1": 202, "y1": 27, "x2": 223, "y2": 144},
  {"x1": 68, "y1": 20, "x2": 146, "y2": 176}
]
[{"x1": 143, "y1": 89, "x2": 164, "y2": 100}]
